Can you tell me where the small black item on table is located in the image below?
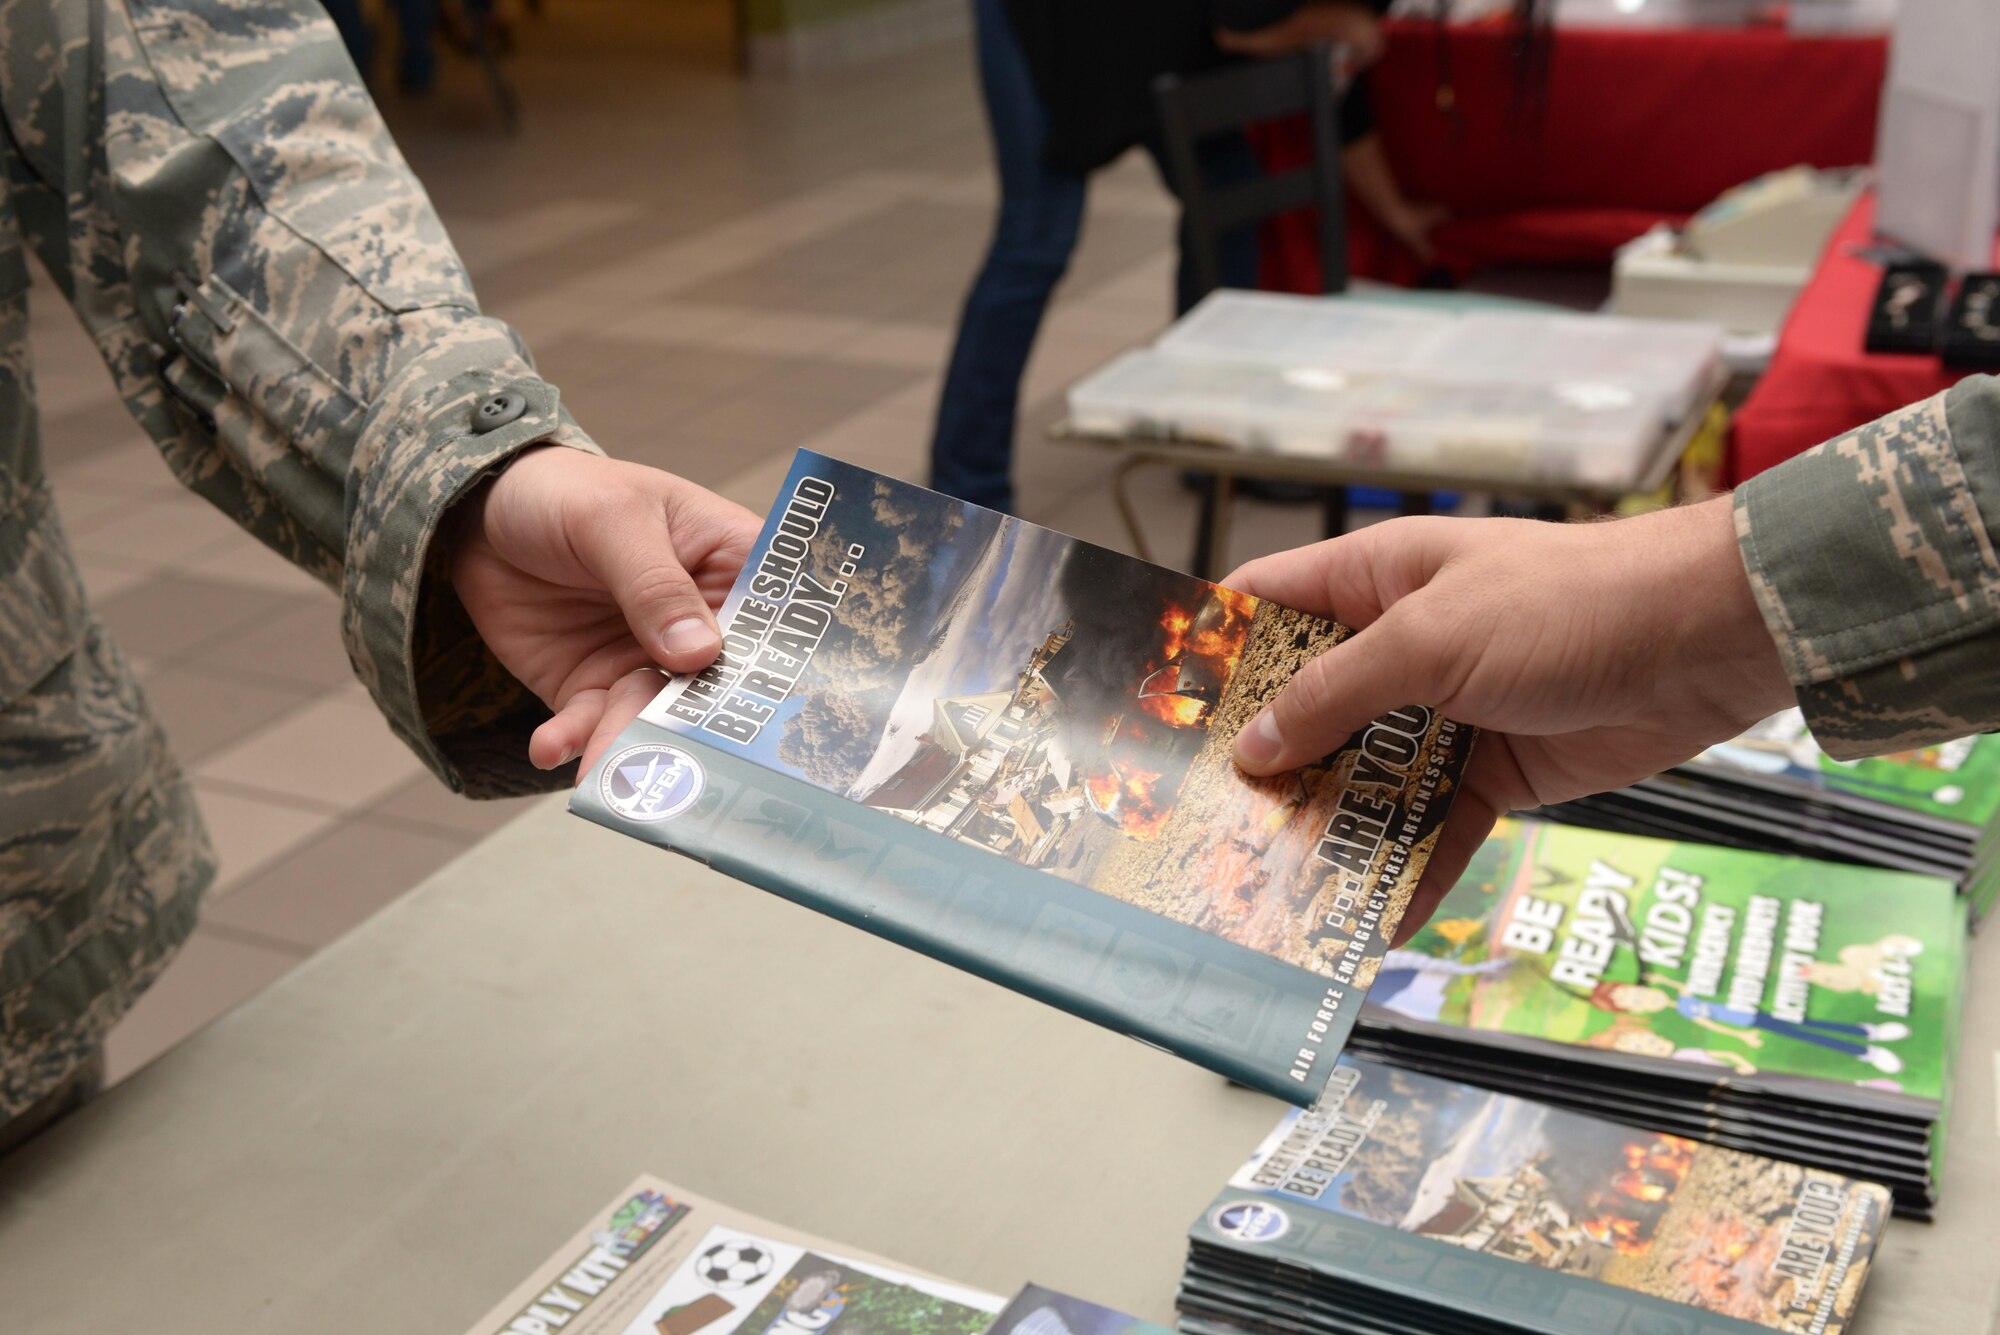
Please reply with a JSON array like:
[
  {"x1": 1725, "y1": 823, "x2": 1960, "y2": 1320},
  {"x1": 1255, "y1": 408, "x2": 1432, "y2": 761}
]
[
  {"x1": 1943, "y1": 271, "x2": 2000, "y2": 370},
  {"x1": 1864, "y1": 260, "x2": 1946, "y2": 355}
]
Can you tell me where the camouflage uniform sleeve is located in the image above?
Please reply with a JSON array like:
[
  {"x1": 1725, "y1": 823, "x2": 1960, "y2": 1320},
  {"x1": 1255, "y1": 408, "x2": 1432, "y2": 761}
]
[
  {"x1": 1734, "y1": 377, "x2": 2000, "y2": 760},
  {"x1": 40, "y1": 0, "x2": 594, "y2": 797}
]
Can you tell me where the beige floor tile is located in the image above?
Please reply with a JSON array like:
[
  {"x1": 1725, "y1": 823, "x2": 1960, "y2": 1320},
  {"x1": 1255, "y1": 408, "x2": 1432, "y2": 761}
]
[
  {"x1": 1042, "y1": 298, "x2": 1171, "y2": 345},
  {"x1": 793, "y1": 406, "x2": 931, "y2": 479},
  {"x1": 137, "y1": 663, "x2": 324, "y2": 764},
  {"x1": 46, "y1": 480, "x2": 150, "y2": 529},
  {"x1": 68, "y1": 551, "x2": 160, "y2": 604},
  {"x1": 838, "y1": 321, "x2": 952, "y2": 370},
  {"x1": 45, "y1": 440, "x2": 180, "y2": 494},
  {"x1": 600, "y1": 300, "x2": 756, "y2": 346},
  {"x1": 446, "y1": 198, "x2": 646, "y2": 273},
  {"x1": 195, "y1": 694, "x2": 428, "y2": 811},
  {"x1": 714, "y1": 450, "x2": 806, "y2": 512},
  {"x1": 740, "y1": 357, "x2": 922, "y2": 409},
  {"x1": 185, "y1": 599, "x2": 353, "y2": 690},
  {"x1": 706, "y1": 309, "x2": 872, "y2": 358},
  {"x1": 677, "y1": 392, "x2": 870, "y2": 454},
  {"x1": 557, "y1": 339, "x2": 786, "y2": 401},
  {"x1": 189, "y1": 781, "x2": 341, "y2": 895},
  {"x1": 202, "y1": 818, "x2": 472, "y2": 950},
  {"x1": 69, "y1": 492, "x2": 247, "y2": 565},
  {"x1": 41, "y1": 397, "x2": 154, "y2": 458},
  {"x1": 179, "y1": 540, "x2": 336, "y2": 598},
  {"x1": 28, "y1": 356, "x2": 124, "y2": 430},
  {"x1": 92, "y1": 575, "x2": 303, "y2": 661},
  {"x1": 101, "y1": 927, "x2": 306, "y2": 1085},
  {"x1": 364, "y1": 774, "x2": 554, "y2": 838}
]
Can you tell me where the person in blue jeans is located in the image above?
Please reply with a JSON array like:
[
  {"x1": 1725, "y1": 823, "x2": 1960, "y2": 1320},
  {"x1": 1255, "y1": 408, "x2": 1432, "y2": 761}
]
[
  {"x1": 322, "y1": 0, "x2": 443, "y2": 93},
  {"x1": 931, "y1": 0, "x2": 1405, "y2": 515}
]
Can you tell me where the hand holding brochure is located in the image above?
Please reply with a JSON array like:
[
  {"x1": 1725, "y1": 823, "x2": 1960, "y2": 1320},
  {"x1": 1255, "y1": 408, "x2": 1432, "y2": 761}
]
[{"x1": 572, "y1": 451, "x2": 1476, "y2": 1103}]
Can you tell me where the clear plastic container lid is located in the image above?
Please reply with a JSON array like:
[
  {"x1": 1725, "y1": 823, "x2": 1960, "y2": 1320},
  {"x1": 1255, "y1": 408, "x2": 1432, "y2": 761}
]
[
  {"x1": 1154, "y1": 291, "x2": 1457, "y2": 375},
  {"x1": 1150, "y1": 293, "x2": 1721, "y2": 428},
  {"x1": 1421, "y1": 311, "x2": 1723, "y2": 425},
  {"x1": 1067, "y1": 349, "x2": 1668, "y2": 489}
]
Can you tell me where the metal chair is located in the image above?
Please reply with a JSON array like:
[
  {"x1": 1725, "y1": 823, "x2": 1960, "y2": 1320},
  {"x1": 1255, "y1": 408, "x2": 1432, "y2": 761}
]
[
  {"x1": 1155, "y1": 43, "x2": 1349, "y2": 301},
  {"x1": 1154, "y1": 45, "x2": 1424, "y2": 574}
]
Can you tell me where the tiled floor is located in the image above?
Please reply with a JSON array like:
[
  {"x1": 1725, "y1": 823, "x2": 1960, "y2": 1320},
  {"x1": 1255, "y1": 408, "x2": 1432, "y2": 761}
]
[{"x1": 42, "y1": 0, "x2": 1350, "y2": 1084}]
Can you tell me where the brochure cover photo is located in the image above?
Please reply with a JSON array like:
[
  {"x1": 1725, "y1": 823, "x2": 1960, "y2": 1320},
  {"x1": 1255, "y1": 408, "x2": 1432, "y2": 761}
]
[
  {"x1": 572, "y1": 451, "x2": 1477, "y2": 1103},
  {"x1": 1371, "y1": 818, "x2": 1964, "y2": 1111}
]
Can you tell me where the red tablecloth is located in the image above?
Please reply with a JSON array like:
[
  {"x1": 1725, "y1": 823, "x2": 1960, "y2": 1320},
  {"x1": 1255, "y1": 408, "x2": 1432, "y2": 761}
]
[
  {"x1": 1728, "y1": 192, "x2": 1966, "y2": 484},
  {"x1": 1255, "y1": 20, "x2": 1887, "y2": 290}
]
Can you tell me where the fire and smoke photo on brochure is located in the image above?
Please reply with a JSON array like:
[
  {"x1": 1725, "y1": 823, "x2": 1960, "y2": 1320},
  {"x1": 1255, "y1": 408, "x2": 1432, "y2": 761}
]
[{"x1": 632, "y1": 450, "x2": 1474, "y2": 979}]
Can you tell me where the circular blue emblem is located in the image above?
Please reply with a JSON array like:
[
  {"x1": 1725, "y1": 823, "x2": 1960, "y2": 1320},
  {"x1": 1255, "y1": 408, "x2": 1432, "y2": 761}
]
[
  {"x1": 1210, "y1": 1200, "x2": 1290, "y2": 1243},
  {"x1": 601, "y1": 744, "x2": 706, "y2": 823}
]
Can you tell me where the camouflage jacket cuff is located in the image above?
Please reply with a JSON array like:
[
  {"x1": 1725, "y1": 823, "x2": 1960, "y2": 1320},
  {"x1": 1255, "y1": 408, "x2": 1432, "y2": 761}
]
[
  {"x1": 344, "y1": 359, "x2": 600, "y2": 798},
  {"x1": 1734, "y1": 383, "x2": 2000, "y2": 759}
]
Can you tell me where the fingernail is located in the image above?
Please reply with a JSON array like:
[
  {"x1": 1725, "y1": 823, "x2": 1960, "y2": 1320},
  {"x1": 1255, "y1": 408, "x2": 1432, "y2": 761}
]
[
  {"x1": 662, "y1": 616, "x2": 718, "y2": 659},
  {"x1": 1235, "y1": 710, "x2": 1282, "y2": 770}
]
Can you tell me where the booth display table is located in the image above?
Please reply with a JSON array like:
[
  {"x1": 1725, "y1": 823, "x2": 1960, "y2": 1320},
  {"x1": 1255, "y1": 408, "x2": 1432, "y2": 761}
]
[
  {"x1": 1, "y1": 797, "x2": 1995, "y2": 1333},
  {"x1": 1052, "y1": 405, "x2": 1707, "y2": 580},
  {"x1": 1728, "y1": 192, "x2": 1969, "y2": 483},
  {"x1": 1255, "y1": 20, "x2": 1887, "y2": 289}
]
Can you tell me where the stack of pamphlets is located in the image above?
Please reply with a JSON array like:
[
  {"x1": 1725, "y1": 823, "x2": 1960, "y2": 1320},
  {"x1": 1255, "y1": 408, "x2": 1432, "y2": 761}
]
[
  {"x1": 1180, "y1": 1057, "x2": 1892, "y2": 1335},
  {"x1": 1539, "y1": 710, "x2": 2000, "y2": 917},
  {"x1": 1345, "y1": 817, "x2": 1968, "y2": 1218},
  {"x1": 462, "y1": 1176, "x2": 1004, "y2": 1335},
  {"x1": 575, "y1": 452, "x2": 1476, "y2": 1106}
]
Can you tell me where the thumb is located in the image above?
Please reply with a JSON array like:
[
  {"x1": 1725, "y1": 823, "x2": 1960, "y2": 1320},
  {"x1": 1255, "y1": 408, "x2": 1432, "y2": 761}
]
[
  {"x1": 572, "y1": 498, "x2": 725, "y2": 674},
  {"x1": 1233, "y1": 603, "x2": 1444, "y2": 775}
]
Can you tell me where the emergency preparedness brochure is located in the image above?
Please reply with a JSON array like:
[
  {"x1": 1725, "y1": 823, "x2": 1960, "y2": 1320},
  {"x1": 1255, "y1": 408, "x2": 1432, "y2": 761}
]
[{"x1": 573, "y1": 450, "x2": 1476, "y2": 1103}]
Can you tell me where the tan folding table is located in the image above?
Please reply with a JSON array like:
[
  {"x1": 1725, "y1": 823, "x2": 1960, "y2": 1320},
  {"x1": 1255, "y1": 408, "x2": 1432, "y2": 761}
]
[
  {"x1": 1055, "y1": 369, "x2": 1728, "y2": 579},
  {"x1": 0, "y1": 795, "x2": 1991, "y2": 1333}
]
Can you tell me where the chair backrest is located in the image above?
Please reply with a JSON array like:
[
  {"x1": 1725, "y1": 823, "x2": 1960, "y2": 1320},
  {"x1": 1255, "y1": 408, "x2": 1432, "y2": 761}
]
[{"x1": 1153, "y1": 44, "x2": 1348, "y2": 302}]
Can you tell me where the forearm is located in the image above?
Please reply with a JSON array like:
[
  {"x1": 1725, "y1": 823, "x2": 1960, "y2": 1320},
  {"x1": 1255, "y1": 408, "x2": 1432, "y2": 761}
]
[
  {"x1": 1735, "y1": 379, "x2": 2000, "y2": 759},
  {"x1": 1341, "y1": 133, "x2": 1406, "y2": 232},
  {"x1": 1219, "y1": 1, "x2": 1383, "y2": 62},
  {"x1": 61, "y1": 0, "x2": 588, "y2": 795}
]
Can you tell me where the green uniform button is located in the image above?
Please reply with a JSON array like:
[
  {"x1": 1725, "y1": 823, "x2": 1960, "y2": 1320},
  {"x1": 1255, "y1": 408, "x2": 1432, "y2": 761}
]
[{"x1": 472, "y1": 391, "x2": 528, "y2": 432}]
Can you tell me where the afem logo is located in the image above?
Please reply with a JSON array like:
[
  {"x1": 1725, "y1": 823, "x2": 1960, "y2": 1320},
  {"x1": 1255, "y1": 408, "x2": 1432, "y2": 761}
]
[{"x1": 602, "y1": 744, "x2": 707, "y2": 823}]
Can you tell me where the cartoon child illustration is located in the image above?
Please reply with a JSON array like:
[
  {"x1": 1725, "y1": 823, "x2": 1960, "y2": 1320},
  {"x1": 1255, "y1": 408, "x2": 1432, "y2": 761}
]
[
  {"x1": 1799, "y1": 935, "x2": 1924, "y2": 996},
  {"x1": 1585, "y1": 1021, "x2": 1757, "y2": 1075},
  {"x1": 1590, "y1": 977, "x2": 1909, "y2": 1074}
]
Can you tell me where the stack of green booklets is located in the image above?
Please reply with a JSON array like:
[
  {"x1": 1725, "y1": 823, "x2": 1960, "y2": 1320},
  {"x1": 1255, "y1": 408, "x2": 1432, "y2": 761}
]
[
  {"x1": 1346, "y1": 817, "x2": 1968, "y2": 1217},
  {"x1": 1180, "y1": 1057, "x2": 1892, "y2": 1335},
  {"x1": 1541, "y1": 710, "x2": 2000, "y2": 917}
]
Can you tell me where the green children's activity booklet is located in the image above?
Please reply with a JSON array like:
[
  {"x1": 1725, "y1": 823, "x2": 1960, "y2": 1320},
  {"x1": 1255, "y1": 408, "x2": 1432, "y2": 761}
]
[{"x1": 1370, "y1": 816, "x2": 1966, "y2": 1117}]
